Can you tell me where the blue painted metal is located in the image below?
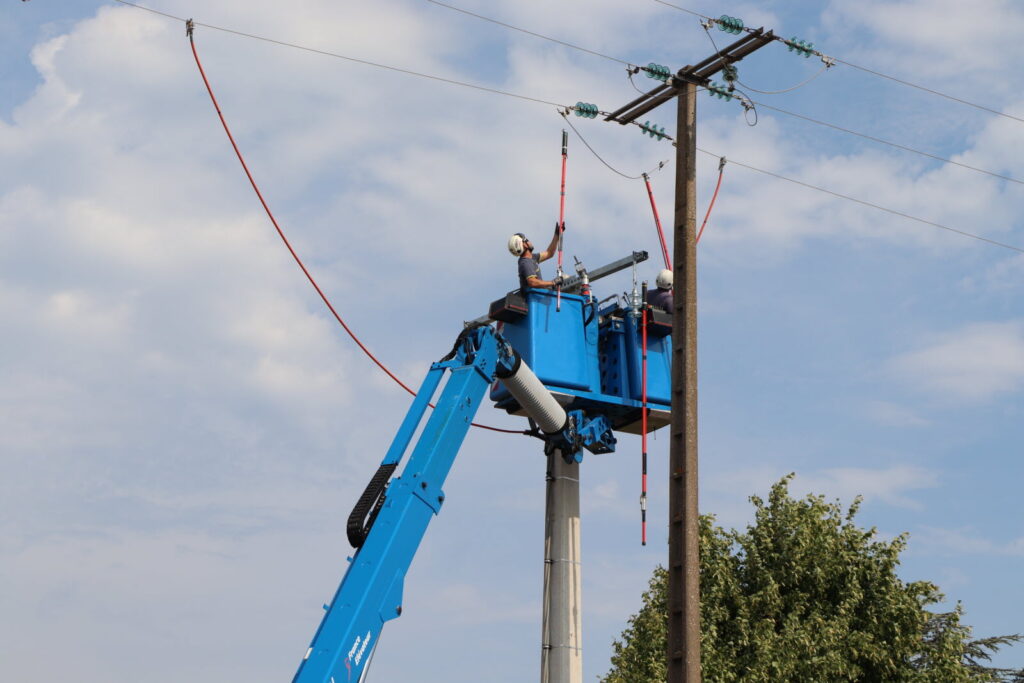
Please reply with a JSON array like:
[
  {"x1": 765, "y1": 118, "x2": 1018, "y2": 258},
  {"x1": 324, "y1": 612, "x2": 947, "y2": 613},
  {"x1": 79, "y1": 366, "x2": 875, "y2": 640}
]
[
  {"x1": 294, "y1": 277, "x2": 671, "y2": 677},
  {"x1": 293, "y1": 326, "x2": 507, "y2": 683},
  {"x1": 498, "y1": 290, "x2": 599, "y2": 393},
  {"x1": 491, "y1": 289, "x2": 671, "y2": 431},
  {"x1": 623, "y1": 311, "x2": 671, "y2": 405},
  {"x1": 571, "y1": 411, "x2": 615, "y2": 455}
]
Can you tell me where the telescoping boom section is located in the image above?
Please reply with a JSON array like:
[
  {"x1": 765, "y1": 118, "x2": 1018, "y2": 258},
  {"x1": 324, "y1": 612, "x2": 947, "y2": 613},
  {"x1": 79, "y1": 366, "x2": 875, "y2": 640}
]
[{"x1": 292, "y1": 324, "x2": 615, "y2": 683}]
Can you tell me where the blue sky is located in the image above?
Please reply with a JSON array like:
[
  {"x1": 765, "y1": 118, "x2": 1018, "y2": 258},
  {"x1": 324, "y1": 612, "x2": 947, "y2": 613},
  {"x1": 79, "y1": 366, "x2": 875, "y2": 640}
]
[{"x1": 2, "y1": 1, "x2": 1023, "y2": 681}]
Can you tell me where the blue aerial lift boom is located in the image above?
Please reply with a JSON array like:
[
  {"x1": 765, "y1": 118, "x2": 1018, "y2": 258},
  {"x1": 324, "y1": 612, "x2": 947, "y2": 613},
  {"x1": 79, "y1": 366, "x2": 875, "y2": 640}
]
[
  {"x1": 292, "y1": 323, "x2": 615, "y2": 683},
  {"x1": 293, "y1": 252, "x2": 673, "y2": 683}
]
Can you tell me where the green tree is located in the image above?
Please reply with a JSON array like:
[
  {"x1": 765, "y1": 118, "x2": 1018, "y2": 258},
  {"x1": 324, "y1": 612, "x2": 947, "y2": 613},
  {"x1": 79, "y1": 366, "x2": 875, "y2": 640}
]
[{"x1": 604, "y1": 476, "x2": 1022, "y2": 682}]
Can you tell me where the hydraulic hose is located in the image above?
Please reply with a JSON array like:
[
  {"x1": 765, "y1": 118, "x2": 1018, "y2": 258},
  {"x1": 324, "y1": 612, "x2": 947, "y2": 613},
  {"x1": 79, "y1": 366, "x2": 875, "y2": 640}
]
[
  {"x1": 347, "y1": 463, "x2": 397, "y2": 547},
  {"x1": 496, "y1": 351, "x2": 567, "y2": 435}
]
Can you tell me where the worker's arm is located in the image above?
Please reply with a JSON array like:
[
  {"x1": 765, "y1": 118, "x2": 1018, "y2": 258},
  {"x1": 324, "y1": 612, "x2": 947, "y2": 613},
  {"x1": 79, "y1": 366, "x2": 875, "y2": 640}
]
[
  {"x1": 526, "y1": 274, "x2": 559, "y2": 289},
  {"x1": 538, "y1": 224, "x2": 562, "y2": 262}
]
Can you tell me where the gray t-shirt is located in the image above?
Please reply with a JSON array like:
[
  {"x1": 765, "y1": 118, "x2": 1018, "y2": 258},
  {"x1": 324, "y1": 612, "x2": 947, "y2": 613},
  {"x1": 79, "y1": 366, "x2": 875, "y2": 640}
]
[
  {"x1": 647, "y1": 287, "x2": 672, "y2": 313},
  {"x1": 518, "y1": 254, "x2": 542, "y2": 292}
]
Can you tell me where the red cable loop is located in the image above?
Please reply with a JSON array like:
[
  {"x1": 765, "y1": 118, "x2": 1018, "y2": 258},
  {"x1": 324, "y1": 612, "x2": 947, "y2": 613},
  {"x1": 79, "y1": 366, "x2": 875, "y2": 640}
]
[
  {"x1": 696, "y1": 164, "x2": 725, "y2": 244},
  {"x1": 187, "y1": 33, "x2": 522, "y2": 435}
]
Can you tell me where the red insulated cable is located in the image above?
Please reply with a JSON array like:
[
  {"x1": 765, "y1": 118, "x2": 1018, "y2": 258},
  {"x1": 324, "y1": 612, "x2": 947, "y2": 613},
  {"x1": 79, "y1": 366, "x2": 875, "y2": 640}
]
[
  {"x1": 642, "y1": 173, "x2": 671, "y2": 270},
  {"x1": 696, "y1": 164, "x2": 725, "y2": 244},
  {"x1": 187, "y1": 31, "x2": 521, "y2": 435}
]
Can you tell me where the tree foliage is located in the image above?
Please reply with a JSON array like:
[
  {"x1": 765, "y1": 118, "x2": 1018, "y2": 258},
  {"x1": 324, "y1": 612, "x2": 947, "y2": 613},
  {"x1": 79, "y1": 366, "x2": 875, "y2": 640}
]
[{"x1": 604, "y1": 476, "x2": 1022, "y2": 682}]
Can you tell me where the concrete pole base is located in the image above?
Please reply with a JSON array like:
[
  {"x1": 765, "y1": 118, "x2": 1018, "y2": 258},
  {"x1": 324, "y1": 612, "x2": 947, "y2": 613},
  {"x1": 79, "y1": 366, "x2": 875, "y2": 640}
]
[{"x1": 540, "y1": 448, "x2": 582, "y2": 683}]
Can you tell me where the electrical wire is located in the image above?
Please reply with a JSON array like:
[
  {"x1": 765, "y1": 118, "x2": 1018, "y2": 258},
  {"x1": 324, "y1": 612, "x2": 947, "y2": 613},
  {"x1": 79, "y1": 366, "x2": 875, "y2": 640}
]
[
  {"x1": 706, "y1": 20, "x2": 1018, "y2": 181},
  {"x1": 833, "y1": 57, "x2": 1024, "y2": 126},
  {"x1": 648, "y1": 0, "x2": 705, "y2": 20},
  {"x1": 425, "y1": 0, "x2": 634, "y2": 68},
  {"x1": 642, "y1": 172, "x2": 671, "y2": 268},
  {"x1": 416, "y1": 0, "x2": 1022, "y2": 186},
  {"x1": 702, "y1": 22, "x2": 825, "y2": 97},
  {"x1": 736, "y1": 63, "x2": 829, "y2": 95},
  {"x1": 696, "y1": 159, "x2": 725, "y2": 243},
  {"x1": 751, "y1": 99, "x2": 1024, "y2": 187},
  {"x1": 118, "y1": 4, "x2": 1024, "y2": 256},
  {"x1": 729, "y1": 85, "x2": 759, "y2": 127},
  {"x1": 113, "y1": 0, "x2": 573, "y2": 111},
  {"x1": 650, "y1": 0, "x2": 1024, "y2": 126},
  {"x1": 561, "y1": 111, "x2": 671, "y2": 180},
  {"x1": 628, "y1": 68, "x2": 648, "y2": 94},
  {"x1": 692, "y1": 147, "x2": 1024, "y2": 254},
  {"x1": 185, "y1": 21, "x2": 525, "y2": 435},
  {"x1": 742, "y1": 100, "x2": 758, "y2": 126},
  {"x1": 424, "y1": 0, "x2": 681, "y2": 115},
  {"x1": 561, "y1": 111, "x2": 641, "y2": 180}
]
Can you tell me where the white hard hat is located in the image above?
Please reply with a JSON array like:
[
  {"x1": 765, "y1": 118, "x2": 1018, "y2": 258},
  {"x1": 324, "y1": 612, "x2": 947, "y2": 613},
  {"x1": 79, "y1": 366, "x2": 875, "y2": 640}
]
[
  {"x1": 508, "y1": 233, "x2": 527, "y2": 257},
  {"x1": 656, "y1": 269, "x2": 673, "y2": 290}
]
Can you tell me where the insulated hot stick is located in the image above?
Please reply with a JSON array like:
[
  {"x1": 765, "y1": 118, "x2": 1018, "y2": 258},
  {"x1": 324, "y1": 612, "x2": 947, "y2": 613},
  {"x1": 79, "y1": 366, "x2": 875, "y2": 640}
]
[
  {"x1": 640, "y1": 281, "x2": 649, "y2": 545},
  {"x1": 556, "y1": 130, "x2": 568, "y2": 312}
]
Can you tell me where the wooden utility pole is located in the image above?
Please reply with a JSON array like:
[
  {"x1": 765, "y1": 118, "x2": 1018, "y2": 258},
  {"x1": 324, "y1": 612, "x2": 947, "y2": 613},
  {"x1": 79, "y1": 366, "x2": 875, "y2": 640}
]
[
  {"x1": 669, "y1": 79, "x2": 700, "y2": 681},
  {"x1": 605, "y1": 27, "x2": 776, "y2": 682}
]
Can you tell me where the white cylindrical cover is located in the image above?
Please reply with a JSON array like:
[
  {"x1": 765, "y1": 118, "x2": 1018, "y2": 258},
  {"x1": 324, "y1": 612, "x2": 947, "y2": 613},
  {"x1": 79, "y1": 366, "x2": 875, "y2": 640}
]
[{"x1": 500, "y1": 359, "x2": 566, "y2": 434}]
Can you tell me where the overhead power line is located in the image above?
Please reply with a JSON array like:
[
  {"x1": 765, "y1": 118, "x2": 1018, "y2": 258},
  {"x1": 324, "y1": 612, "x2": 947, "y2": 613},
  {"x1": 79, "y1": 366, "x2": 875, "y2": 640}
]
[
  {"x1": 562, "y1": 113, "x2": 642, "y2": 180},
  {"x1": 135, "y1": 0, "x2": 1008, "y2": 191},
  {"x1": 425, "y1": 0, "x2": 1021, "y2": 187},
  {"x1": 112, "y1": 0, "x2": 1023, "y2": 254},
  {"x1": 699, "y1": 20, "x2": 829, "y2": 96},
  {"x1": 751, "y1": 100, "x2": 1024, "y2": 187},
  {"x1": 561, "y1": 111, "x2": 670, "y2": 180},
  {"x1": 112, "y1": 0, "x2": 572, "y2": 110},
  {"x1": 425, "y1": 0, "x2": 633, "y2": 67},
  {"x1": 831, "y1": 57, "x2": 1024, "y2": 125},
  {"x1": 113, "y1": 1, "x2": 668, "y2": 140},
  {"x1": 737, "y1": 64, "x2": 829, "y2": 95},
  {"x1": 649, "y1": 0, "x2": 1024, "y2": 125},
  {"x1": 692, "y1": 148, "x2": 1024, "y2": 254},
  {"x1": 697, "y1": 24, "x2": 1023, "y2": 186}
]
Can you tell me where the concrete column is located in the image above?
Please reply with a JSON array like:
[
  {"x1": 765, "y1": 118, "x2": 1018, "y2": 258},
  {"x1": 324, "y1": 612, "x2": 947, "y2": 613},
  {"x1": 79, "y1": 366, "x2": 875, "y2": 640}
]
[{"x1": 541, "y1": 448, "x2": 582, "y2": 683}]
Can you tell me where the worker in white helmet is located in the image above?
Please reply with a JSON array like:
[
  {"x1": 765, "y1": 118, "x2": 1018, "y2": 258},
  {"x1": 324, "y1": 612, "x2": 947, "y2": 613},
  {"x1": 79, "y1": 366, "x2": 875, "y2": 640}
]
[
  {"x1": 507, "y1": 225, "x2": 563, "y2": 292},
  {"x1": 647, "y1": 268, "x2": 673, "y2": 313}
]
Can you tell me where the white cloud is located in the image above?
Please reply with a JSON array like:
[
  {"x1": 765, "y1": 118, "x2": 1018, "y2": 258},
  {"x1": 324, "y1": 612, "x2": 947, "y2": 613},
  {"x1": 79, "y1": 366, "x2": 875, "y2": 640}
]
[
  {"x1": 701, "y1": 463, "x2": 941, "y2": 530},
  {"x1": 825, "y1": 0, "x2": 1024, "y2": 87},
  {"x1": 699, "y1": 110, "x2": 1024, "y2": 257},
  {"x1": 4, "y1": 1, "x2": 1024, "y2": 681},
  {"x1": 863, "y1": 400, "x2": 931, "y2": 427},
  {"x1": 891, "y1": 321, "x2": 1024, "y2": 400},
  {"x1": 916, "y1": 526, "x2": 1024, "y2": 557},
  {"x1": 795, "y1": 465, "x2": 940, "y2": 509},
  {"x1": 961, "y1": 253, "x2": 1024, "y2": 293}
]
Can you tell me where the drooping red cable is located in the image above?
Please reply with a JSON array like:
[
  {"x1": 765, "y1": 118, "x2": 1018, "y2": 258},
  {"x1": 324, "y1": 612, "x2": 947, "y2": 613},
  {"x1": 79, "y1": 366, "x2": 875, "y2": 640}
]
[
  {"x1": 187, "y1": 27, "x2": 521, "y2": 435},
  {"x1": 642, "y1": 173, "x2": 670, "y2": 270},
  {"x1": 696, "y1": 162, "x2": 725, "y2": 244}
]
